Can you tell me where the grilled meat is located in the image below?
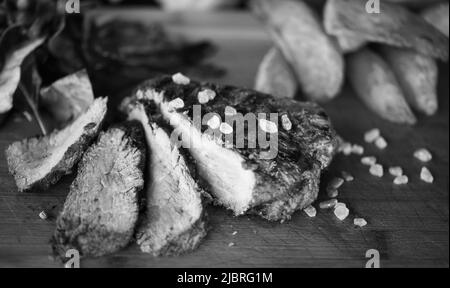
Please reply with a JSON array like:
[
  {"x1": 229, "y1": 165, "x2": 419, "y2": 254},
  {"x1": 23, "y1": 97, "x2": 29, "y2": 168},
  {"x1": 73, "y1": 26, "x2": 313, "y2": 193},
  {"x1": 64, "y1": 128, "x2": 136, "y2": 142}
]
[
  {"x1": 52, "y1": 121, "x2": 146, "y2": 258},
  {"x1": 128, "y1": 105, "x2": 207, "y2": 256},
  {"x1": 122, "y1": 75, "x2": 337, "y2": 221},
  {"x1": 6, "y1": 97, "x2": 107, "y2": 192}
]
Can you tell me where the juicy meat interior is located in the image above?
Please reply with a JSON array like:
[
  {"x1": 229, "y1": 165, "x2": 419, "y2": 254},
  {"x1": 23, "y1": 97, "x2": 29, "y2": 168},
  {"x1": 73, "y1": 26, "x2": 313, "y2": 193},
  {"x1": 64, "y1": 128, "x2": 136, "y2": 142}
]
[
  {"x1": 129, "y1": 105, "x2": 207, "y2": 256},
  {"x1": 52, "y1": 122, "x2": 146, "y2": 258}
]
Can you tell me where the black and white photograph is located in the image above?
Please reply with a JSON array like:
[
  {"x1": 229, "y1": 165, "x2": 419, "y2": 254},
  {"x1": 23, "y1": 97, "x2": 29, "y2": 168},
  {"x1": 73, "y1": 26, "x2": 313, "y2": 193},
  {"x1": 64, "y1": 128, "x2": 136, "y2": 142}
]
[{"x1": 0, "y1": 0, "x2": 448, "y2": 271}]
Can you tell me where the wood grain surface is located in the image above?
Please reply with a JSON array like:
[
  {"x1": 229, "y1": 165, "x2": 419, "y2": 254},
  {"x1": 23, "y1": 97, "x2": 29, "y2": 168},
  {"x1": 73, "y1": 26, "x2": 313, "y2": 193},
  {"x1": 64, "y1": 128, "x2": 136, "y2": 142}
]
[{"x1": 0, "y1": 10, "x2": 448, "y2": 268}]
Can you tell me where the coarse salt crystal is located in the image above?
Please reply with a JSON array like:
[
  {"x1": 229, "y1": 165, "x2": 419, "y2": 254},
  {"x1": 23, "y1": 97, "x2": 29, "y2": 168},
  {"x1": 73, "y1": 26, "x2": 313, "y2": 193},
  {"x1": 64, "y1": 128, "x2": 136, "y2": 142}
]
[
  {"x1": 341, "y1": 171, "x2": 354, "y2": 182},
  {"x1": 225, "y1": 106, "x2": 237, "y2": 116},
  {"x1": 144, "y1": 89, "x2": 163, "y2": 102},
  {"x1": 39, "y1": 211, "x2": 48, "y2": 220},
  {"x1": 281, "y1": 114, "x2": 292, "y2": 131},
  {"x1": 420, "y1": 167, "x2": 434, "y2": 183},
  {"x1": 144, "y1": 90, "x2": 153, "y2": 99},
  {"x1": 364, "y1": 128, "x2": 380, "y2": 143},
  {"x1": 319, "y1": 199, "x2": 338, "y2": 209},
  {"x1": 414, "y1": 148, "x2": 432, "y2": 162},
  {"x1": 334, "y1": 206, "x2": 349, "y2": 221},
  {"x1": 327, "y1": 188, "x2": 339, "y2": 198},
  {"x1": 259, "y1": 118, "x2": 278, "y2": 134},
  {"x1": 220, "y1": 122, "x2": 233, "y2": 134},
  {"x1": 172, "y1": 72, "x2": 190, "y2": 85},
  {"x1": 169, "y1": 97, "x2": 184, "y2": 110},
  {"x1": 393, "y1": 175, "x2": 408, "y2": 185},
  {"x1": 351, "y1": 144, "x2": 364, "y2": 155},
  {"x1": 389, "y1": 166, "x2": 403, "y2": 177},
  {"x1": 361, "y1": 156, "x2": 377, "y2": 166},
  {"x1": 328, "y1": 177, "x2": 345, "y2": 189},
  {"x1": 369, "y1": 164, "x2": 384, "y2": 177},
  {"x1": 354, "y1": 218, "x2": 367, "y2": 227},
  {"x1": 207, "y1": 115, "x2": 221, "y2": 129},
  {"x1": 208, "y1": 90, "x2": 216, "y2": 100},
  {"x1": 335, "y1": 202, "x2": 347, "y2": 209},
  {"x1": 303, "y1": 205, "x2": 317, "y2": 218},
  {"x1": 197, "y1": 90, "x2": 212, "y2": 104},
  {"x1": 374, "y1": 136, "x2": 388, "y2": 149},
  {"x1": 136, "y1": 90, "x2": 144, "y2": 99},
  {"x1": 340, "y1": 142, "x2": 352, "y2": 155}
]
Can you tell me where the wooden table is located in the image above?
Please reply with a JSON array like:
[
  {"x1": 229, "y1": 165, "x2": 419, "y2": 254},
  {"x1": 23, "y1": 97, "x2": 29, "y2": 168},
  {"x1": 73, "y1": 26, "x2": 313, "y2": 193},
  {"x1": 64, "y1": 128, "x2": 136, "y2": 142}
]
[{"x1": 0, "y1": 10, "x2": 448, "y2": 268}]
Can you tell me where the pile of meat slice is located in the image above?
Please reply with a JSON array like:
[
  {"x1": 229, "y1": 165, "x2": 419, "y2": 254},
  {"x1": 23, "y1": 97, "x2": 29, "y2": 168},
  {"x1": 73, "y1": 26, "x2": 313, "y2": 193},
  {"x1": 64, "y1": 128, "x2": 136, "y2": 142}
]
[
  {"x1": 5, "y1": 73, "x2": 337, "y2": 261},
  {"x1": 122, "y1": 75, "x2": 338, "y2": 221}
]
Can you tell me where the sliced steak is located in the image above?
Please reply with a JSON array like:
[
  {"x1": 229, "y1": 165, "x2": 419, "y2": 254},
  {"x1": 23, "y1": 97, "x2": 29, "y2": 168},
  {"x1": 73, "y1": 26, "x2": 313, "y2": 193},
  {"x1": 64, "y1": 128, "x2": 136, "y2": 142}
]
[
  {"x1": 128, "y1": 105, "x2": 207, "y2": 256},
  {"x1": 121, "y1": 75, "x2": 337, "y2": 221},
  {"x1": 52, "y1": 121, "x2": 146, "y2": 258},
  {"x1": 6, "y1": 97, "x2": 108, "y2": 192}
]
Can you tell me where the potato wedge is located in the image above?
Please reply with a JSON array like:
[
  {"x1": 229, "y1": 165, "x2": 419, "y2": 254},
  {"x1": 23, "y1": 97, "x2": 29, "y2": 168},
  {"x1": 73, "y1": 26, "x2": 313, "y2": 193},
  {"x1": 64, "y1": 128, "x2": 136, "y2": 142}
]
[
  {"x1": 347, "y1": 48, "x2": 416, "y2": 125},
  {"x1": 252, "y1": 0, "x2": 344, "y2": 102},
  {"x1": 254, "y1": 47, "x2": 298, "y2": 98},
  {"x1": 324, "y1": 0, "x2": 449, "y2": 60},
  {"x1": 380, "y1": 46, "x2": 438, "y2": 116},
  {"x1": 422, "y1": 2, "x2": 449, "y2": 38}
]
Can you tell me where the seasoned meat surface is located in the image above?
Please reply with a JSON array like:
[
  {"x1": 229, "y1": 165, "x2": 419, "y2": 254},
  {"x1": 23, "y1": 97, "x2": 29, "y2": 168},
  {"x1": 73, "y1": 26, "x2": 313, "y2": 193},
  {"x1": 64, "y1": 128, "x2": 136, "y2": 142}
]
[
  {"x1": 52, "y1": 122, "x2": 146, "y2": 258},
  {"x1": 122, "y1": 75, "x2": 337, "y2": 221}
]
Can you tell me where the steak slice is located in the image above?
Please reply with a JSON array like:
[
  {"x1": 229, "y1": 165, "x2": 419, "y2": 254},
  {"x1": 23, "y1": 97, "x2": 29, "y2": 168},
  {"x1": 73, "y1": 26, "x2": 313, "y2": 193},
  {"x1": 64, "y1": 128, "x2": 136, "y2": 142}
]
[
  {"x1": 6, "y1": 97, "x2": 108, "y2": 192},
  {"x1": 52, "y1": 122, "x2": 146, "y2": 258},
  {"x1": 128, "y1": 105, "x2": 207, "y2": 256},
  {"x1": 121, "y1": 75, "x2": 337, "y2": 221}
]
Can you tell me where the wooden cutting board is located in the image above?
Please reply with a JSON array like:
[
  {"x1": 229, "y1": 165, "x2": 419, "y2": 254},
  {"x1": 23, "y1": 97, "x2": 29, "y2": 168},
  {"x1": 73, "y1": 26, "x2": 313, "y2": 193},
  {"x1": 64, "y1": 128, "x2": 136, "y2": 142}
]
[{"x1": 0, "y1": 9, "x2": 448, "y2": 268}]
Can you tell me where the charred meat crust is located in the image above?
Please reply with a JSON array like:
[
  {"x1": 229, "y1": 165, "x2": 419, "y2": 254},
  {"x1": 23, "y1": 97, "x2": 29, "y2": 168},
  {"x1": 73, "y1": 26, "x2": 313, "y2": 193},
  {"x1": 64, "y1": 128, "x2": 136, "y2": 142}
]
[
  {"x1": 252, "y1": 168, "x2": 320, "y2": 221},
  {"x1": 125, "y1": 76, "x2": 337, "y2": 221},
  {"x1": 52, "y1": 121, "x2": 146, "y2": 258},
  {"x1": 137, "y1": 206, "x2": 208, "y2": 257},
  {"x1": 5, "y1": 98, "x2": 108, "y2": 192},
  {"x1": 154, "y1": 216, "x2": 208, "y2": 256}
]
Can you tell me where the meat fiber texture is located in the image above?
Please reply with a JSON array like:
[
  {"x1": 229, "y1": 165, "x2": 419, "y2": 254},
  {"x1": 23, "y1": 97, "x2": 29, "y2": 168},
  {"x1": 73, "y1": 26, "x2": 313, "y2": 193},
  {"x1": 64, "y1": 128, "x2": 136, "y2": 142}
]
[
  {"x1": 52, "y1": 121, "x2": 146, "y2": 258},
  {"x1": 6, "y1": 97, "x2": 108, "y2": 192},
  {"x1": 128, "y1": 105, "x2": 207, "y2": 256},
  {"x1": 122, "y1": 76, "x2": 337, "y2": 221}
]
